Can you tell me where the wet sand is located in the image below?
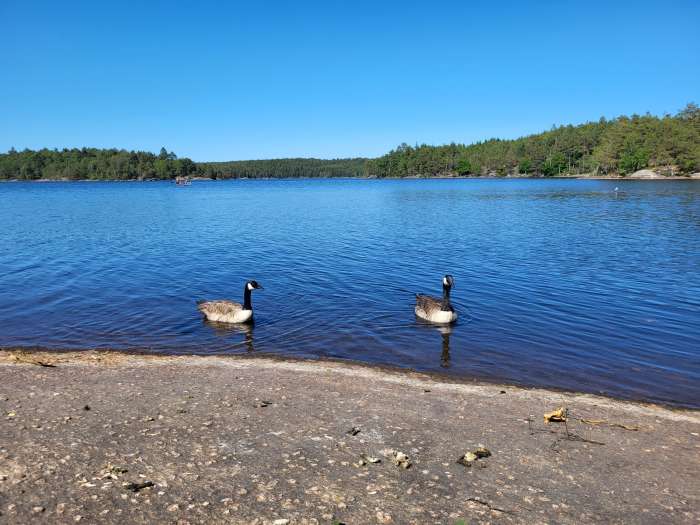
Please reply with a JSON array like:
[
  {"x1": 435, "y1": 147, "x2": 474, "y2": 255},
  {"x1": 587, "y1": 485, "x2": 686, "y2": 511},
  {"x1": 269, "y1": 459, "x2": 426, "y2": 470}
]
[{"x1": 1, "y1": 350, "x2": 698, "y2": 524}]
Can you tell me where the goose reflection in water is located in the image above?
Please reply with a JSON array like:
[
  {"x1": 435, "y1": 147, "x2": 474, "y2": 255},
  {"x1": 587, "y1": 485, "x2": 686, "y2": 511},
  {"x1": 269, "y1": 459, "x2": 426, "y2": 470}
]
[
  {"x1": 438, "y1": 325, "x2": 452, "y2": 368},
  {"x1": 203, "y1": 320, "x2": 255, "y2": 353},
  {"x1": 415, "y1": 320, "x2": 453, "y2": 368}
]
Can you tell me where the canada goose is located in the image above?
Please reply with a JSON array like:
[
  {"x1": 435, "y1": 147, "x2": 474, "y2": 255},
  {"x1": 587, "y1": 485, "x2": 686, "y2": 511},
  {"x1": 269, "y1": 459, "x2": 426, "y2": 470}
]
[
  {"x1": 197, "y1": 280, "x2": 263, "y2": 324},
  {"x1": 415, "y1": 275, "x2": 457, "y2": 325}
]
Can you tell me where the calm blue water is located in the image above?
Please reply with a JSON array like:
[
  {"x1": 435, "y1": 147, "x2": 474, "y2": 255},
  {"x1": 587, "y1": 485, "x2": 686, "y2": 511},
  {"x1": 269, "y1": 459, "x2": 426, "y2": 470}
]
[{"x1": 1, "y1": 179, "x2": 699, "y2": 407}]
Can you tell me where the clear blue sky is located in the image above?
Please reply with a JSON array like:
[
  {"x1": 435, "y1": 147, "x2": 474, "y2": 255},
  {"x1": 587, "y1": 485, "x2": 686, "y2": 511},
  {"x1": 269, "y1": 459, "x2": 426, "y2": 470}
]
[{"x1": 1, "y1": 1, "x2": 698, "y2": 161}]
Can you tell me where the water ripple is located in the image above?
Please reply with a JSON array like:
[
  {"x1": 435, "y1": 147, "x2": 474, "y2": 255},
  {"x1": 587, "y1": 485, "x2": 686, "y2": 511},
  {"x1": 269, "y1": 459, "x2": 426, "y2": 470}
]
[{"x1": 1, "y1": 179, "x2": 699, "y2": 407}]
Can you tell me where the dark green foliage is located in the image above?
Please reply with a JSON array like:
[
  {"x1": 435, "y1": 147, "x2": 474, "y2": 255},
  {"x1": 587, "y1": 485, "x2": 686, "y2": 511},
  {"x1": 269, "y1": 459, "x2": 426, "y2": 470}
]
[
  {"x1": 0, "y1": 149, "x2": 366, "y2": 180},
  {"x1": 542, "y1": 152, "x2": 568, "y2": 177},
  {"x1": 0, "y1": 147, "x2": 197, "y2": 180},
  {"x1": 456, "y1": 157, "x2": 472, "y2": 175},
  {"x1": 518, "y1": 158, "x2": 532, "y2": 174},
  {"x1": 0, "y1": 148, "x2": 366, "y2": 180},
  {"x1": 618, "y1": 147, "x2": 650, "y2": 174},
  {"x1": 2, "y1": 104, "x2": 698, "y2": 181},
  {"x1": 365, "y1": 104, "x2": 700, "y2": 178},
  {"x1": 197, "y1": 158, "x2": 366, "y2": 179}
]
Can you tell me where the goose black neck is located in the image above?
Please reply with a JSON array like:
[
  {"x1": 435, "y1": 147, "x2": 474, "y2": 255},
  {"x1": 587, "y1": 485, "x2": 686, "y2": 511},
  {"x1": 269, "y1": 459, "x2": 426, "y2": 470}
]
[
  {"x1": 440, "y1": 286, "x2": 452, "y2": 311},
  {"x1": 243, "y1": 285, "x2": 253, "y2": 310}
]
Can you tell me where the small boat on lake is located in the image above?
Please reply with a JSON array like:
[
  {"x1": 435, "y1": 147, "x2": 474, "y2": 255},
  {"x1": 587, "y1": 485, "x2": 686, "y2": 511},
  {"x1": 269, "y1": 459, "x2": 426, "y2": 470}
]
[{"x1": 175, "y1": 176, "x2": 192, "y2": 186}]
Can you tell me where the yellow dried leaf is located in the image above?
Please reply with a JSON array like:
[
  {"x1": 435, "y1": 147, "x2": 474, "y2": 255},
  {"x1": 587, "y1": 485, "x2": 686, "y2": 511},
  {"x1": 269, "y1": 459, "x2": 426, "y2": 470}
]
[{"x1": 544, "y1": 407, "x2": 567, "y2": 423}]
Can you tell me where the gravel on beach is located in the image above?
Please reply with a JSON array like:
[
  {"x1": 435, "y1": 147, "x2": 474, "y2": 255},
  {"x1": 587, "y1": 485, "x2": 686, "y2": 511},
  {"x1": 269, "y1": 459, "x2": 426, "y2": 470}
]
[{"x1": 0, "y1": 350, "x2": 698, "y2": 524}]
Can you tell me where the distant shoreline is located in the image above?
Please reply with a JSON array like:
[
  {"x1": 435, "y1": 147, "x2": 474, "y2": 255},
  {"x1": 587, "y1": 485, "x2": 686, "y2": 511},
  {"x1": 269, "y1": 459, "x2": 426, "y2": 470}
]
[{"x1": 2, "y1": 174, "x2": 699, "y2": 183}]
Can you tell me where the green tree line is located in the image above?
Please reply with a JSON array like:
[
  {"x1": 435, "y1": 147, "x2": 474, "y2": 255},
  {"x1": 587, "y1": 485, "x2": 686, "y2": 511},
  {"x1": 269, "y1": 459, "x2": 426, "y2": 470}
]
[
  {"x1": 197, "y1": 158, "x2": 367, "y2": 179},
  {"x1": 1, "y1": 104, "x2": 698, "y2": 180},
  {"x1": 0, "y1": 148, "x2": 366, "y2": 180},
  {"x1": 0, "y1": 147, "x2": 197, "y2": 180},
  {"x1": 366, "y1": 103, "x2": 700, "y2": 178}
]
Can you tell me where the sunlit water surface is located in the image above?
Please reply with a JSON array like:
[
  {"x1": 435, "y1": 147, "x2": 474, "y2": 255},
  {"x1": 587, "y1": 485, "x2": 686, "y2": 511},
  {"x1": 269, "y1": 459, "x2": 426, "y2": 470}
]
[{"x1": 1, "y1": 179, "x2": 699, "y2": 407}]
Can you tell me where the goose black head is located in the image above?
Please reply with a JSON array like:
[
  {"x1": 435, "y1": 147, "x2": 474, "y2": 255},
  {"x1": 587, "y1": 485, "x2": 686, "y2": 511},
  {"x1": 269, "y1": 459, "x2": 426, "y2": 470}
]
[
  {"x1": 442, "y1": 275, "x2": 454, "y2": 290},
  {"x1": 246, "y1": 280, "x2": 264, "y2": 291}
]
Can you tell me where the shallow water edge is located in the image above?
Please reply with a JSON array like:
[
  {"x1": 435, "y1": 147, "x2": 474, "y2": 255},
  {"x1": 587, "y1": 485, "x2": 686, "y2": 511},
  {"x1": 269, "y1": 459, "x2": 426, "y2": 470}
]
[{"x1": 4, "y1": 346, "x2": 698, "y2": 411}]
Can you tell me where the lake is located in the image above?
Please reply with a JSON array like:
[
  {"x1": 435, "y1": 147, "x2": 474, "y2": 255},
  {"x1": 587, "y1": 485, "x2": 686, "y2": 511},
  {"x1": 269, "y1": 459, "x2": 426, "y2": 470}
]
[{"x1": 1, "y1": 179, "x2": 699, "y2": 407}]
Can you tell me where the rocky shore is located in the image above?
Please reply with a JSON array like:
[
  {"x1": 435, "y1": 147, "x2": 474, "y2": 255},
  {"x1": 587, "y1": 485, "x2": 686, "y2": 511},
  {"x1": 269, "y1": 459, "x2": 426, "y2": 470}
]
[
  {"x1": 0, "y1": 350, "x2": 698, "y2": 524},
  {"x1": 2, "y1": 169, "x2": 700, "y2": 183}
]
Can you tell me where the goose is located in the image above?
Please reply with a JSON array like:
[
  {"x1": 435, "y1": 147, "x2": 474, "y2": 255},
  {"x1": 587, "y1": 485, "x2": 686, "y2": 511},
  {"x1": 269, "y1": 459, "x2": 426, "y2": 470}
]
[
  {"x1": 415, "y1": 275, "x2": 457, "y2": 325},
  {"x1": 197, "y1": 280, "x2": 263, "y2": 324}
]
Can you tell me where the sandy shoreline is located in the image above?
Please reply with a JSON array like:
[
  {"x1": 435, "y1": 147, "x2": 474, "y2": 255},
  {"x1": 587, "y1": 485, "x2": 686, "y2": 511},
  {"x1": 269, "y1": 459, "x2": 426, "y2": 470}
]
[
  {"x1": 2, "y1": 348, "x2": 697, "y2": 411},
  {"x1": 1, "y1": 350, "x2": 698, "y2": 524}
]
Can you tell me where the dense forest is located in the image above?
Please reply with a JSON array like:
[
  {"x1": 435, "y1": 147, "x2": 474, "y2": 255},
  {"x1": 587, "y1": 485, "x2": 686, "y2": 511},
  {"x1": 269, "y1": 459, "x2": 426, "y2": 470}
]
[
  {"x1": 0, "y1": 148, "x2": 365, "y2": 180},
  {"x1": 366, "y1": 104, "x2": 700, "y2": 178},
  {"x1": 0, "y1": 147, "x2": 197, "y2": 180},
  {"x1": 197, "y1": 158, "x2": 366, "y2": 179},
  {"x1": 1, "y1": 104, "x2": 698, "y2": 180}
]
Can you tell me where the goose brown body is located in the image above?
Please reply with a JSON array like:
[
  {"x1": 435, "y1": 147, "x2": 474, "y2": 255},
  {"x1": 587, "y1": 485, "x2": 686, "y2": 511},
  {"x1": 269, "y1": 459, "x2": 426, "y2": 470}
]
[
  {"x1": 197, "y1": 280, "x2": 262, "y2": 324},
  {"x1": 197, "y1": 300, "x2": 252, "y2": 324},
  {"x1": 415, "y1": 275, "x2": 457, "y2": 324}
]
